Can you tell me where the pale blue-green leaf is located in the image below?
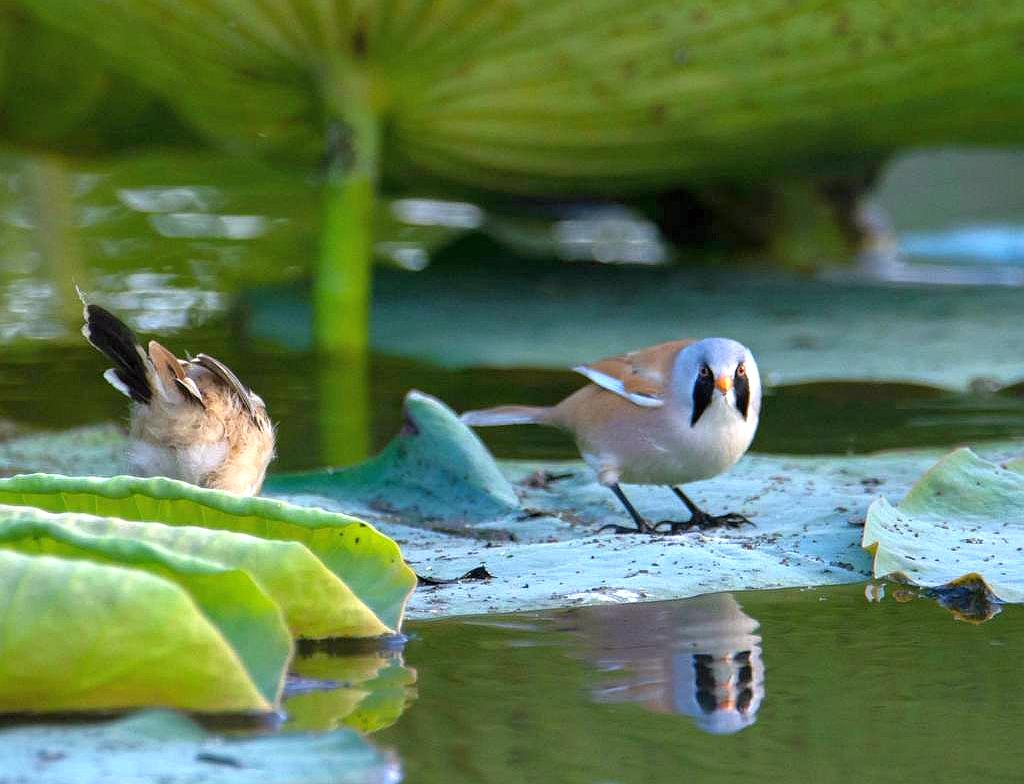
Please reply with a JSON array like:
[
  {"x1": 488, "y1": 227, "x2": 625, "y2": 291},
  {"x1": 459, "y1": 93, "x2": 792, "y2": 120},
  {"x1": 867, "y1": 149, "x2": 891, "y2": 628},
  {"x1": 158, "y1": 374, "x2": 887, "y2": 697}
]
[
  {"x1": 0, "y1": 710, "x2": 400, "y2": 783},
  {"x1": 863, "y1": 448, "x2": 1024, "y2": 602}
]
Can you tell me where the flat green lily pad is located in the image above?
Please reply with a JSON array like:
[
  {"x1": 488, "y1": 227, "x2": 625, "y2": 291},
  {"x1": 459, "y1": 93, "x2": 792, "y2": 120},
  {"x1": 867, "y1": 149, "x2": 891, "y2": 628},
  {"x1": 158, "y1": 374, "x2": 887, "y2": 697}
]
[
  {"x1": 0, "y1": 710, "x2": 399, "y2": 784},
  {"x1": 0, "y1": 472, "x2": 416, "y2": 633},
  {"x1": 0, "y1": 424, "x2": 127, "y2": 477},
  {"x1": 863, "y1": 448, "x2": 1024, "y2": 602}
]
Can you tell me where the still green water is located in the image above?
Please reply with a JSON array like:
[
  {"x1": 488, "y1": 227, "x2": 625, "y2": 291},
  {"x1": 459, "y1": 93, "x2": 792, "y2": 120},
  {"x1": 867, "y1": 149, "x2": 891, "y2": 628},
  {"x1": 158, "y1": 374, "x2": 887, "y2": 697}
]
[
  {"x1": 284, "y1": 583, "x2": 1019, "y2": 784},
  {"x1": 3, "y1": 326, "x2": 1023, "y2": 470}
]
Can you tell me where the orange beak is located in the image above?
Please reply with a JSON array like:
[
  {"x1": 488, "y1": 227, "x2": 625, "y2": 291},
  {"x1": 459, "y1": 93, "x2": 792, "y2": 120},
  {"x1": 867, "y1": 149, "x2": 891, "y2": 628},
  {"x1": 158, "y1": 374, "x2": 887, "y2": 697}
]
[{"x1": 715, "y1": 375, "x2": 732, "y2": 395}]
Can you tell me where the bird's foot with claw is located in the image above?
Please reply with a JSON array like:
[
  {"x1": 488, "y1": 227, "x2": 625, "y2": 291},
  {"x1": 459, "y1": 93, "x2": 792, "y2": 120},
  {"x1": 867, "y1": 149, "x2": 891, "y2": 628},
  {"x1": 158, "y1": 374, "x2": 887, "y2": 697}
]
[
  {"x1": 596, "y1": 522, "x2": 659, "y2": 535},
  {"x1": 653, "y1": 513, "x2": 754, "y2": 534}
]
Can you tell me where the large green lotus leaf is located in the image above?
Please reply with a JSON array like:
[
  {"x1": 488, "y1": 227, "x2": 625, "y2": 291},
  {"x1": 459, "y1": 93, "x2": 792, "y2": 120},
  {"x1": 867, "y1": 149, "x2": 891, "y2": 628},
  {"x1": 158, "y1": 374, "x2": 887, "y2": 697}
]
[
  {"x1": 0, "y1": 709, "x2": 400, "y2": 784},
  {"x1": 17, "y1": 1, "x2": 1024, "y2": 192},
  {"x1": 0, "y1": 472, "x2": 416, "y2": 632},
  {"x1": 286, "y1": 649, "x2": 417, "y2": 733},
  {"x1": 0, "y1": 504, "x2": 387, "y2": 640},
  {"x1": 863, "y1": 448, "x2": 1024, "y2": 602},
  {"x1": 285, "y1": 444, "x2": 972, "y2": 618},
  {"x1": 0, "y1": 506, "x2": 291, "y2": 707},
  {"x1": 0, "y1": 6, "x2": 190, "y2": 156},
  {"x1": 266, "y1": 390, "x2": 520, "y2": 522},
  {"x1": 0, "y1": 550, "x2": 273, "y2": 713}
]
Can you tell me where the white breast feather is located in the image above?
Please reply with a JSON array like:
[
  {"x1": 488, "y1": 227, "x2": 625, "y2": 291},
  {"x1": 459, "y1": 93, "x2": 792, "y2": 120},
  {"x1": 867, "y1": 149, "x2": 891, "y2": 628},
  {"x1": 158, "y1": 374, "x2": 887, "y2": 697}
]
[{"x1": 127, "y1": 438, "x2": 228, "y2": 485}]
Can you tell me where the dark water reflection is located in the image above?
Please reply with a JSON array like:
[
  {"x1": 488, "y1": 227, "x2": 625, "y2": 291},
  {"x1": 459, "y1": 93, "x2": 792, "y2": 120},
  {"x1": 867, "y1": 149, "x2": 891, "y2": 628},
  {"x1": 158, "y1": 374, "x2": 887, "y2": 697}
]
[
  {"x1": 366, "y1": 583, "x2": 1021, "y2": 784},
  {"x1": 557, "y1": 594, "x2": 764, "y2": 735}
]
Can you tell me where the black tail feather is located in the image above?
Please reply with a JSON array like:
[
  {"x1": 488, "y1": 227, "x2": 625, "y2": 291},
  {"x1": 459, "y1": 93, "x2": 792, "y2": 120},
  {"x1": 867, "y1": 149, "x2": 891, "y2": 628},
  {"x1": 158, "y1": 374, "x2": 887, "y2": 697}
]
[{"x1": 82, "y1": 305, "x2": 152, "y2": 404}]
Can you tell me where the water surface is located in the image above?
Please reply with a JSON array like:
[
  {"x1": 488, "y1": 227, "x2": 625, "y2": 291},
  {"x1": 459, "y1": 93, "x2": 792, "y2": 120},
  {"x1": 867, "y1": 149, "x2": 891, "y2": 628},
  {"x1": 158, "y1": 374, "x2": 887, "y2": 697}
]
[{"x1": 286, "y1": 583, "x2": 1020, "y2": 783}]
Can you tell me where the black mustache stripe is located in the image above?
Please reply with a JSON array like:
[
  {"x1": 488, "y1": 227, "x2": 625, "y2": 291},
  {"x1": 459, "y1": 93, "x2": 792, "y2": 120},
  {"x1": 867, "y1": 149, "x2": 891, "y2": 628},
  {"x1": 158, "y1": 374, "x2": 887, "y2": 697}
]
[
  {"x1": 735, "y1": 370, "x2": 750, "y2": 419},
  {"x1": 691, "y1": 370, "x2": 714, "y2": 426},
  {"x1": 691, "y1": 366, "x2": 751, "y2": 426}
]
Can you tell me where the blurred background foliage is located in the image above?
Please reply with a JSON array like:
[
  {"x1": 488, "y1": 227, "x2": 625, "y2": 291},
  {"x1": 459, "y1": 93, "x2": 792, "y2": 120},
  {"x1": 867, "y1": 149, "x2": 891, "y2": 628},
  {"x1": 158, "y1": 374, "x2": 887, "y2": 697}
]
[{"x1": 1, "y1": 1, "x2": 1024, "y2": 466}]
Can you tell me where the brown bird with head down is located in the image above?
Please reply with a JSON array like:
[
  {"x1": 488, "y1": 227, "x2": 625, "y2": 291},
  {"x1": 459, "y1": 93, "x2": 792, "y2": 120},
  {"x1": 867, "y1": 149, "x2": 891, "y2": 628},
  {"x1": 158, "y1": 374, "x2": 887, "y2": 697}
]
[{"x1": 80, "y1": 293, "x2": 275, "y2": 495}]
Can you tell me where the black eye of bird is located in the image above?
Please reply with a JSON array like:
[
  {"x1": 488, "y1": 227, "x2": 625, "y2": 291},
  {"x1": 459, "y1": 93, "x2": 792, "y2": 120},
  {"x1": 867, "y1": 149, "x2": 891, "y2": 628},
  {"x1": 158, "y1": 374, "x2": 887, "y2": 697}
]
[
  {"x1": 699, "y1": 365, "x2": 711, "y2": 378},
  {"x1": 736, "y1": 363, "x2": 746, "y2": 377}
]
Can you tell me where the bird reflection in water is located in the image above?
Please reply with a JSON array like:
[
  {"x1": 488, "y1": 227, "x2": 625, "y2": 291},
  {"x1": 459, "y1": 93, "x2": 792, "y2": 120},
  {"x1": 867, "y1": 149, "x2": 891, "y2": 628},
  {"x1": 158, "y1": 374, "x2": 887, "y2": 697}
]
[{"x1": 557, "y1": 593, "x2": 764, "y2": 734}]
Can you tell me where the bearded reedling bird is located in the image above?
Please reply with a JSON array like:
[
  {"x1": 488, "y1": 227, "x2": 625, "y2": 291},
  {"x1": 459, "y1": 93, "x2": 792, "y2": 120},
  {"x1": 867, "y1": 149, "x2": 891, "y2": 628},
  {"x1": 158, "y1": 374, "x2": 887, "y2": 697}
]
[
  {"x1": 461, "y1": 338, "x2": 761, "y2": 534},
  {"x1": 80, "y1": 295, "x2": 275, "y2": 495}
]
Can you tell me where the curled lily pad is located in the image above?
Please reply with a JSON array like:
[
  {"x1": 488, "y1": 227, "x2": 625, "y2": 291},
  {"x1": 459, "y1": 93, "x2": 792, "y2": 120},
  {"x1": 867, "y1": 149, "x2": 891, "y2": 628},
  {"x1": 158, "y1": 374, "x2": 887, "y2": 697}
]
[
  {"x1": 863, "y1": 448, "x2": 1024, "y2": 602},
  {"x1": 0, "y1": 550, "x2": 275, "y2": 713},
  {"x1": 0, "y1": 504, "x2": 388, "y2": 640},
  {"x1": 0, "y1": 507, "x2": 291, "y2": 708},
  {"x1": 0, "y1": 472, "x2": 416, "y2": 632},
  {"x1": 266, "y1": 390, "x2": 520, "y2": 522}
]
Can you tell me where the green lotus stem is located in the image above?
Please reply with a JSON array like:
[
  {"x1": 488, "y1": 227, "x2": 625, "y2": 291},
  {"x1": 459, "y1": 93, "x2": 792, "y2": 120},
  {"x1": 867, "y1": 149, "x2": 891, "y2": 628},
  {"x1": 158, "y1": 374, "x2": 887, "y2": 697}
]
[
  {"x1": 314, "y1": 114, "x2": 376, "y2": 356},
  {"x1": 318, "y1": 350, "x2": 371, "y2": 468},
  {"x1": 315, "y1": 64, "x2": 377, "y2": 465},
  {"x1": 22, "y1": 154, "x2": 86, "y2": 329}
]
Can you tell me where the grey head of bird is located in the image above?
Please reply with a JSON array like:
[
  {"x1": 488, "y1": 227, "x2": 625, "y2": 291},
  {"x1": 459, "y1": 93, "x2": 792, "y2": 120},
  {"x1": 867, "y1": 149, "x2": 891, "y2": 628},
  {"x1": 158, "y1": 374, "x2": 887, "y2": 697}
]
[{"x1": 670, "y1": 337, "x2": 762, "y2": 428}]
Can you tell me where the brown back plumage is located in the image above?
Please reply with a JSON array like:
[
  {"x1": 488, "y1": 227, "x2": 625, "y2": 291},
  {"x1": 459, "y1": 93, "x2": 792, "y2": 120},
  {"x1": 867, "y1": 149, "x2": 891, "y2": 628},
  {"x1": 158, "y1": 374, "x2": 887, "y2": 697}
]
[
  {"x1": 461, "y1": 339, "x2": 696, "y2": 428},
  {"x1": 575, "y1": 339, "x2": 696, "y2": 402},
  {"x1": 194, "y1": 353, "x2": 267, "y2": 430}
]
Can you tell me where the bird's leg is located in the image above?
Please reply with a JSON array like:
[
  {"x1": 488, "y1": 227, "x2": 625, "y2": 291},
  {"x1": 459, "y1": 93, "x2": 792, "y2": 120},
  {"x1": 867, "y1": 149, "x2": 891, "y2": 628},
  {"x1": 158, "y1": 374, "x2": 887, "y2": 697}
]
[
  {"x1": 598, "y1": 484, "x2": 656, "y2": 534},
  {"x1": 655, "y1": 487, "x2": 755, "y2": 534}
]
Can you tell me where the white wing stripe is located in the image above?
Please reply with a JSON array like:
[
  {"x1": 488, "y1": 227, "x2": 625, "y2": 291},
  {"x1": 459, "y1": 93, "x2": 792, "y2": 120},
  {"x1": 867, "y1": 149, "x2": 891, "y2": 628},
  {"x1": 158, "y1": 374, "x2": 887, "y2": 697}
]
[
  {"x1": 102, "y1": 368, "x2": 134, "y2": 399},
  {"x1": 572, "y1": 366, "x2": 664, "y2": 408}
]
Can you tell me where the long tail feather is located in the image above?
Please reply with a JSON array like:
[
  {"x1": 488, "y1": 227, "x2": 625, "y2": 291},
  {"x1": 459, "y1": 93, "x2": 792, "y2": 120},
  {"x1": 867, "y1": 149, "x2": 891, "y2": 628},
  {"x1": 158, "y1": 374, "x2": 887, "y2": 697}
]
[
  {"x1": 81, "y1": 303, "x2": 152, "y2": 404},
  {"x1": 461, "y1": 405, "x2": 551, "y2": 426}
]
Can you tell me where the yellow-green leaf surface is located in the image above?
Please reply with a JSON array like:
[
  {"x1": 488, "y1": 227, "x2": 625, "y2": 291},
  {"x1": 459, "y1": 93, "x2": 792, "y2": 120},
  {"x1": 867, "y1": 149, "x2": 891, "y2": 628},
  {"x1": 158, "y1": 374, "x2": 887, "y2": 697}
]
[
  {"x1": 0, "y1": 473, "x2": 416, "y2": 632},
  {"x1": 863, "y1": 448, "x2": 1024, "y2": 602},
  {"x1": 0, "y1": 507, "x2": 291, "y2": 707},
  {"x1": 0, "y1": 503, "x2": 386, "y2": 640},
  {"x1": 0, "y1": 550, "x2": 274, "y2": 713},
  {"x1": 17, "y1": 1, "x2": 1024, "y2": 193}
]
